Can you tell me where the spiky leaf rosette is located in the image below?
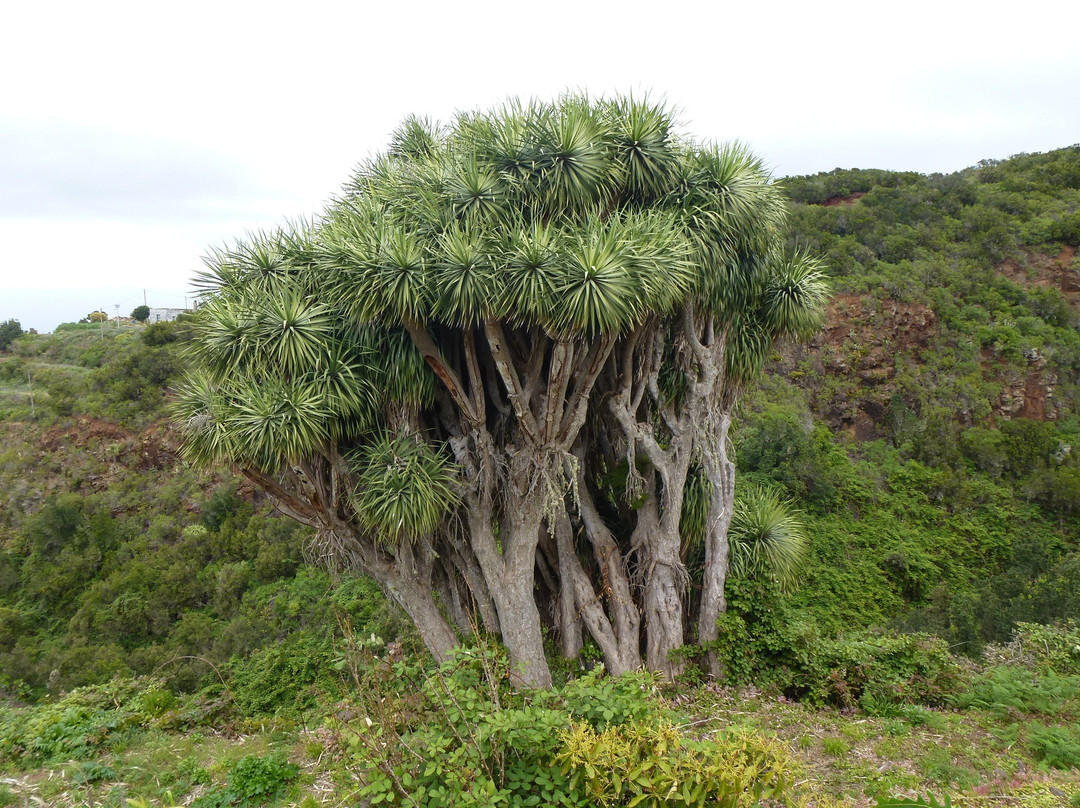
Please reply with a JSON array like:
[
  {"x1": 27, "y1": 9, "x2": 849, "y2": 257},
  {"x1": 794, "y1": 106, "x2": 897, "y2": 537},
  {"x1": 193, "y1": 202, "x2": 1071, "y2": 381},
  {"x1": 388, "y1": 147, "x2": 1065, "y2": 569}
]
[
  {"x1": 171, "y1": 374, "x2": 229, "y2": 466},
  {"x1": 388, "y1": 114, "x2": 441, "y2": 162},
  {"x1": 348, "y1": 433, "x2": 461, "y2": 546},
  {"x1": 193, "y1": 224, "x2": 317, "y2": 300},
  {"x1": 729, "y1": 485, "x2": 809, "y2": 591},
  {"x1": 356, "y1": 326, "x2": 436, "y2": 409},
  {"x1": 316, "y1": 95, "x2": 817, "y2": 342},
  {"x1": 759, "y1": 251, "x2": 830, "y2": 341},
  {"x1": 605, "y1": 96, "x2": 679, "y2": 202},
  {"x1": 178, "y1": 376, "x2": 332, "y2": 472}
]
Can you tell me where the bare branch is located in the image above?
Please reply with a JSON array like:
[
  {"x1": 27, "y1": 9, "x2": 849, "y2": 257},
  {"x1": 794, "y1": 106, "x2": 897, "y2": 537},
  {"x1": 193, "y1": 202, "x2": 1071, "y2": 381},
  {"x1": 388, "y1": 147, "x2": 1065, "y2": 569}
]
[
  {"x1": 402, "y1": 318, "x2": 478, "y2": 423},
  {"x1": 483, "y1": 318, "x2": 541, "y2": 443},
  {"x1": 543, "y1": 340, "x2": 574, "y2": 443},
  {"x1": 556, "y1": 332, "x2": 617, "y2": 448},
  {"x1": 462, "y1": 326, "x2": 487, "y2": 423}
]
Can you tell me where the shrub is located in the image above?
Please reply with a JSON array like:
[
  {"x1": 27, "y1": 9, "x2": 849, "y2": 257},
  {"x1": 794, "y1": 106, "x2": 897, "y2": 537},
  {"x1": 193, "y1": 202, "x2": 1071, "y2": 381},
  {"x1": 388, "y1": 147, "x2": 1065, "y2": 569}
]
[
  {"x1": 341, "y1": 642, "x2": 792, "y2": 808},
  {"x1": 710, "y1": 589, "x2": 962, "y2": 711},
  {"x1": 0, "y1": 676, "x2": 171, "y2": 765},
  {"x1": 1025, "y1": 722, "x2": 1080, "y2": 770},
  {"x1": 230, "y1": 630, "x2": 340, "y2": 717},
  {"x1": 557, "y1": 721, "x2": 791, "y2": 808},
  {"x1": 987, "y1": 621, "x2": 1080, "y2": 675},
  {"x1": 813, "y1": 632, "x2": 961, "y2": 711},
  {"x1": 225, "y1": 752, "x2": 300, "y2": 805},
  {"x1": 0, "y1": 319, "x2": 23, "y2": 352},
  {"x1": 192, "y1": 752, "x2": 299, "y2": 808}
]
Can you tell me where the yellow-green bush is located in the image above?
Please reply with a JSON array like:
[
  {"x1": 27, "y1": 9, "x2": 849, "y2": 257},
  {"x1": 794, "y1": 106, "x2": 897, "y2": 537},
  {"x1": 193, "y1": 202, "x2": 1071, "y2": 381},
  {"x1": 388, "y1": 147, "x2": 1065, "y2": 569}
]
[{"x1": 557, "y1": 720, "x2": 792, "y2": 808}]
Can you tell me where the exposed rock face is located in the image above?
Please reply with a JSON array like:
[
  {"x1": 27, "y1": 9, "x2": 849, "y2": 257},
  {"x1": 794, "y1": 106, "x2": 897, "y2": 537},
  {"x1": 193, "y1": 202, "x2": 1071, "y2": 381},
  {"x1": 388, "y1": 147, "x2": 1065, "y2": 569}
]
[
  {"x1": 999, "y1": 366, "x2": 1057, "y2": 422},
  {"x1": 996, "y1": 246, "x2": 1080, "y2": 308},
  {"x1": 775, "y1": 246, "x2": 1077, "y2": 438},
  {"x1": 777, "y1": 294, "x2": 937, "y2": 434}
]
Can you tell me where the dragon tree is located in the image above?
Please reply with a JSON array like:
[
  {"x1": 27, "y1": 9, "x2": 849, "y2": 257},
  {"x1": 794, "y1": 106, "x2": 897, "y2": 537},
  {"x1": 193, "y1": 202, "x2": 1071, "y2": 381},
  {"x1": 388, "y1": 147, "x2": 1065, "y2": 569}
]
[{"x1": 175, "y1": 95, "x2": 827, "y2": 688}]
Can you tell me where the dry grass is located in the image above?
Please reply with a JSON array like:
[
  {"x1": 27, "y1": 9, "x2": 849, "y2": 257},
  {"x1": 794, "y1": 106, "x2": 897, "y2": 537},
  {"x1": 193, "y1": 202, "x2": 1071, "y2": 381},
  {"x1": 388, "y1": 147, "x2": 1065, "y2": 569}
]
[{"x1": 672, "y1": 684, "x2": 1080, "y2": 808}]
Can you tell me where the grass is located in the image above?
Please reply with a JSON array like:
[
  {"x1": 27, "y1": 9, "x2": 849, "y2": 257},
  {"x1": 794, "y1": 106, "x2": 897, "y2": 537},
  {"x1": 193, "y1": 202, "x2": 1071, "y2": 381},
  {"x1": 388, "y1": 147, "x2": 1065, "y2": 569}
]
[
  {"x1": 2, "y1": 674, "x2": 1079, "y2": 807},
  {"x1": 682, "y1": 684, "x2": 1080, "y2": 807}
]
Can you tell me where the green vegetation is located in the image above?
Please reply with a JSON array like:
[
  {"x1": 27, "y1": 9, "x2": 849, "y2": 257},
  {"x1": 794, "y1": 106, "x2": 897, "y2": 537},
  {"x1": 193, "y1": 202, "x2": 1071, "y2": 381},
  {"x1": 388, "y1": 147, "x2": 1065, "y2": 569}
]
[
  {"x1": 0, "y1": 320, "x2": 23, "y2": 352},
  {"x1": 1, "y1": 143, "x2": 1079, "y2": 804},
  {"x1": 177, "y1": 94, "x2": 827, "y2": 687}
]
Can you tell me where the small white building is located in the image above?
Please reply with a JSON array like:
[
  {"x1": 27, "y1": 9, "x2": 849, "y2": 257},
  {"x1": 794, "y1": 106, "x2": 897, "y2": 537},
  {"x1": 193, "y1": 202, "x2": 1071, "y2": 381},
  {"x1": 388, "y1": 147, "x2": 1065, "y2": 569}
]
[{"x1": 148, "y1": 307, "x2": 189, "y2": 323}]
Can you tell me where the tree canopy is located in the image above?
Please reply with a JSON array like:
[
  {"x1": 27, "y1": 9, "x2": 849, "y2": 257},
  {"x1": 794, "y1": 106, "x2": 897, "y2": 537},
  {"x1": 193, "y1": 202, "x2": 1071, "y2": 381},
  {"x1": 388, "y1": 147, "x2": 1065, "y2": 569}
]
[
  {"x1": 0, "y1": 319, "x2": 23, "y2": 352},
  {"x1": 176, "y1": 95, "x2": 827, "y2": 687}
]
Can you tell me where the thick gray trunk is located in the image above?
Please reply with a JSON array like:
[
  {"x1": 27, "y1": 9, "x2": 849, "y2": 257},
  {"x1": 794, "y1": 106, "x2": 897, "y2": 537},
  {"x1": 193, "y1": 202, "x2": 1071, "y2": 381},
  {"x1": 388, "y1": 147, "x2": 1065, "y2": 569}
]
[
  {"x1": 575, "y1": 474, "x2": 641, "y2": 674},
  {"x1": 381, "y1": 574, "x2": 458, "y2": 661},
  {"x1": 697, "y1": 413, "x2": 735, "y2": 678},
  {"x1": 495, "y1": 564, "x2": 552, "y2": 688},
  {"x1": 636, "y1": 493, "x2": 687, "y2": 680},
  {"x1": 554, "y1": 513, "x2": 583, "y2": 661},
  {"x1": 466, "y1": 492, "x2": 552, "y2": 689}
]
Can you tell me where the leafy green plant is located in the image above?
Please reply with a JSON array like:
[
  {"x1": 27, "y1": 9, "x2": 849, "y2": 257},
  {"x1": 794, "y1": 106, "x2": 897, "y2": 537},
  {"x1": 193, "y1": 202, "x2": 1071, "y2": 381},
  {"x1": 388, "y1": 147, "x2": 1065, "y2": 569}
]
[
  {"x1": 557, "y1": 721, "x2": 791, "y2": 808},
  {"x1": 338, "y1": 640, "x2": 790, "y2": 808},
  {"x1": 0, "y1": 677, "x2": 172, "y2": 764},
  {"x1": 953, "y1": 666, "x2": 1080, "y2": 719},
  {"x1": 192, "y1": 753, "x2": 299, "y2": 808},
  {"x1": 228, "y1": 753, "x2": 300, "y2": 805},
  {"x1": 1025, "y1": 722, "x2": 1080, "y2": 770},
  {"x1": 559, "y1": 666, "x2": 660, "y2": 729},
  {"x1": 230, "y1": 630, "x2": 341, "y2": 717}
]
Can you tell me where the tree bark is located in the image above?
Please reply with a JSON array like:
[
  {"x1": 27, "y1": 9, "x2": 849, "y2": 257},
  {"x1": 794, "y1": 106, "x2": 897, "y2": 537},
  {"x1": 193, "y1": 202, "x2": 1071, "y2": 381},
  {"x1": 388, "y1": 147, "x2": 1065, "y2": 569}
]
[
  {"x1": 381, "y1": 572, "x2": 459, "y2": 661},
  {"x1": 697, "y1": 411, "x2": 735, "y2": 678},
  {"x1": 574, "y1": 470, "x2": 641, "y2": 674},
  {"x1": 636, "y1": 481, "x2": 690, "y2": 680},
  {"x1": 553, "y1": 512, "x2": 584, "y2": 661},
  {"x1": 463, "y1": 487, "x2": 553, "y2": 689}
]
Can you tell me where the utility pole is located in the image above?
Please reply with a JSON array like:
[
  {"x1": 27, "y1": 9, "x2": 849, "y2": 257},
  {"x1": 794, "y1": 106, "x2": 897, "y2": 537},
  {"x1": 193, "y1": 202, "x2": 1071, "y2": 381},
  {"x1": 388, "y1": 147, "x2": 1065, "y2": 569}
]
[
  {"x1": 27, "y1": 369, "x2": 35, "y2": 419},
  {"x1": 100, "y1": 307, "x2": 105, "y2": 341}
]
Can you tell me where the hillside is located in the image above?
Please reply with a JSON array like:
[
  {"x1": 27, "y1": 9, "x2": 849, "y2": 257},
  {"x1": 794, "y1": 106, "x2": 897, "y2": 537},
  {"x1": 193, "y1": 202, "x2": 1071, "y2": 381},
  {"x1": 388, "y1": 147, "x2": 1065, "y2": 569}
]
[{"x1": 0, "y1": 146, "x2": 1078, "y2": 806}]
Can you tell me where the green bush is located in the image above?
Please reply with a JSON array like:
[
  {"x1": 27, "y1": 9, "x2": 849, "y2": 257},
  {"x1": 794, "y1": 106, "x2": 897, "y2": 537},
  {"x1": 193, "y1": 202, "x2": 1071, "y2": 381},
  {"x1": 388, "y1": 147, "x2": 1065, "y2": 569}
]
[
  {"x1": 192, "y1": 752, "x2": 299, "y2": 808},
  {"x1": 341, "y1": 643, "x2": 793, "y2": 808},
  {"x1": 0, "y1": 676, "x2": 170, "y2": 765},
  {"x1": 990, "y1": 621, "x2": 1080, "y2": 675},
  {"x1": 953, "y1": 666, "x2": 1080, "y2": 719},
  {"x1": 710, "y1": 582, "x2": 962, "y2": 711},
  {"x1": 1025, "y1": 722, "x2": 1080, "y2": 770},
  {"x1": 816, "y1": 632, "x2": 962, "y2": 711},
  {"x1": 0, "y1": 319, "x2": 23, "y2": 352},
  {"x1": 557, "y1": 721, "x2": 790, "y2": 808},
  {"x1": 230, "y1": 630, "x2": 340, "y2": 717}
]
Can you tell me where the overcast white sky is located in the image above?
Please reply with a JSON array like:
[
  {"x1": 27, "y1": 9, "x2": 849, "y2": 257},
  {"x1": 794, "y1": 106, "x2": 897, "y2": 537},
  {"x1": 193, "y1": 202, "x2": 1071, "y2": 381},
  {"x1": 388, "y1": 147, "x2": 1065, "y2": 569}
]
[{"x1": 3, "y1": 0, "x2": 1078, "y2": 332}]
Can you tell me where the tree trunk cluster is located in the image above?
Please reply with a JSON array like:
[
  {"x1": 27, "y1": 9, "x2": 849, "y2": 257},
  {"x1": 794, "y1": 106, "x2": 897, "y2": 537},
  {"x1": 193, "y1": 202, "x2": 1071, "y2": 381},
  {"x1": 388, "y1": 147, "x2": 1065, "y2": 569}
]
[{"x1": 241, "y1": 302, "x2": 741, "y2": 688}]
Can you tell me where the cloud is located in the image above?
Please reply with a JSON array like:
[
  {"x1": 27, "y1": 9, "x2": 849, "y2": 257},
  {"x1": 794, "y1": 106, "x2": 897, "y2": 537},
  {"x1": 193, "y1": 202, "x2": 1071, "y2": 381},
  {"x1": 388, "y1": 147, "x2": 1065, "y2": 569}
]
[{"x1": 0, "y1": 120, "x2": 274, "y2": 223}]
